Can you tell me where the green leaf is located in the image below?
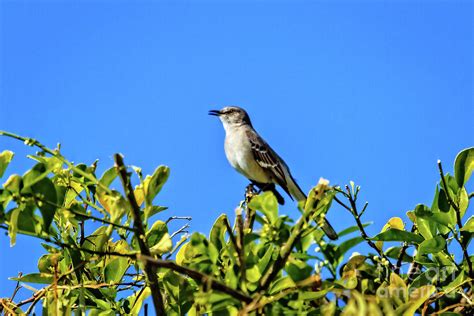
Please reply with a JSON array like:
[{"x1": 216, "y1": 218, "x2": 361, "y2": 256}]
[
  {"x1": 438, "y1": 188, "x2": 450, "y2": 212},
  {"x1": 458, "y1": 187, "x2": 469, "y2": 218},
  {"x1": 335, "y1": 236, "x2": 365, "y2": 264},
  {"x1": 286, "y1": 258, "x2": 313, "y2": 282},
  {"x1": 0, "y1": 150, "x2": 14, "y2": 178},
  {"x1": 82, "y1": 226, "x2": 111, "y2": 253},
  {"x1": 461, "y1": 216, "x2": 474, "y2": 232},
  {"x1": 10, "y1": 273, "x2": 54, "y2": 284},
  {"x1": 97, "y1": 190, "x2": 128, "y2": 222},
  {"x1": 372, "y1": 229, "x2": 424, "y2": 244},
  {"x1": 454, "y1": 147, "x2": 474, "y2": 187},
  {"x1": 7, "y1": 205, "x2": 41, "y2": 246},
  {"x1": 99, "y1": 167, "x2": 118, "y2": 187},
  {"x1": 443, "y1": 271, "x2": 466, "y2": 293},
  {"x1": 385, "y1": 246, "x2": 413, "y2": 262},
  {"x1": 129, "y1": 287, "x2": 151, "y2": 315},
  {"x1": 415, "y1": 203, "x2": 456, "y2": 233},
  {"x1": 398, "y1": 285, "x2": 435, "y2": 316},
  {"x1": 149, "y1": 233, "x2": 172, "y2": 255},
  {"x1": 418, "y1": 236, "x2": 446, "y2": 255},
  {"x1": 7, "y1": 207, "x2": 21, "y2": 246},
  {"x1": 22, "y1": 163, "x2": 54, "y2": 189},
  {"x1": 146, "y1": 220, "x2": 168, "y2": 247},
  {"x1": 257, "y1": 246, "x2": 275, "y2": 274},
  {"x1": 299, "y1": 288, "x2": 330, "y2": 301},
  {"x1": 248, "y1": 191, "x2": 278, "y2": 224},
  {"x1": 144, "y1": 166, "x2": 170, "y2": 206},
  {"x1": 337, "y1": 222, "x2": 372, "y2": 238},
  {"x1": 413, "y1": 204, "x2": 436, "y2": 239},
  {"x1": 209, "y1": 214, "x2": 228, "y2": 252},
  {"x1": 31, "y1": 178, "x2": 57, "y2": 229},
  {"x1": 104, "y1": 257, "x2": 129, "y2": 283},
  {"x1": 409, "y1": 269, "x2": 437, "y2": 290},
  {"x1": 3, "y1": 174, "x2": 22, "y2": 194},
  {"x1": 268, "y1": 276, "x2": 295, "y2": 295},
  {"x1": 38, "y1": 253, "x2": 61, "y2": 273},
  {"x1": 246, "y1": 264, "x2": 261, "y2": 283},
  {"x1": 144, "y1": 205, "x2": 167, "y2": 221}
]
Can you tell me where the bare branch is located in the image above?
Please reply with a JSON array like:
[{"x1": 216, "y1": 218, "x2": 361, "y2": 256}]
[
  {"x1": 170, "y1": 224, "x2": 190, "y2": 239},
  {"x1": 114, "y1": 154, "x2": 166, "y2": 315},
  {"x1": 166, "y1": 216, "x2": 192, "y2": 224},
  {"x1": 334, "y1": 188, "x2": 396, "y2": 271}
]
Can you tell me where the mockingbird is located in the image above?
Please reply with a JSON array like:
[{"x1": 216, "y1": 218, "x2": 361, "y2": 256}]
[{"x1": 209, "y1": 106, "x2": 338, "y2": 240}]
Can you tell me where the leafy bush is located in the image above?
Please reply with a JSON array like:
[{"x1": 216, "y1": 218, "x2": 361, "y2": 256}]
[{"x1": 0, "y1": 131, "x2": 472, "y2": 315}]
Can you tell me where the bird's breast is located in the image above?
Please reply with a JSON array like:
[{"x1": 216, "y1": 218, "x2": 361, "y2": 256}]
[{"x1": 224, "y1": 129, "x2": 270, "y2": 183}]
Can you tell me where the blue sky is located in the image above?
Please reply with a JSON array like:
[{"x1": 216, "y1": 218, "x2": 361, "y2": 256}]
[{"x1": 0, "y1": 0, "x2": 472, "y2": 301}]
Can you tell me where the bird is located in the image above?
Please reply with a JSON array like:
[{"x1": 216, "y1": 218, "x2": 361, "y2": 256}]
[{"x1": 209, "y1": 106, "x2": 338, "y2": 240}]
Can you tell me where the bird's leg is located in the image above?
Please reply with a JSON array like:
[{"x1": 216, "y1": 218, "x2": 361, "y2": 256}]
[
  {"x1": 255, "y1": 183, "x2": 273, "y2": 194},
  {"x1": 249, "y1": 181, "x2": 266, "y2": 194},
  {"x1": 251, "y1": 181, "x2": 285, "y2": 205},
  {"x1": 245, "y1": 183, "x2": 257, "y2": 201},
  {"x1": 244, "y1": 183, "x2": 257, "y2": 231}
]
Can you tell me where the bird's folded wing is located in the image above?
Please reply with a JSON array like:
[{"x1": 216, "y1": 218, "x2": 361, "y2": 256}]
[{"x1": 245, "y1": 130, "x2": 288, "y2": 189}]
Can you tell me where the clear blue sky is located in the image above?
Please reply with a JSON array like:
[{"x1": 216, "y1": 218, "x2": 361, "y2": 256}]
[{"x1": 0, "y1": 0, "x2": 472, "y2": 301}]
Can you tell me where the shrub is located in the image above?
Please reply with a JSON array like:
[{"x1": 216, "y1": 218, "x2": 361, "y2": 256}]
[{"x1": 0, "y1": 131, "x2": 472, "y2": 315}]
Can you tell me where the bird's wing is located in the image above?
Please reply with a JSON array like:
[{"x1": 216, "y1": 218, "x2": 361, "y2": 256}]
[
  {"x1": 246, "y1": 130, "x2": 339, "y2": 241},
  {"x1": 245, "y1": 129, "x2": 290, "y2": 195}
]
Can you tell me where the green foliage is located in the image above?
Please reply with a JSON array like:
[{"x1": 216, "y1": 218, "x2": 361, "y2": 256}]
[{"x1": 0, "y1": 131, "x2": 472, "y2": 315}]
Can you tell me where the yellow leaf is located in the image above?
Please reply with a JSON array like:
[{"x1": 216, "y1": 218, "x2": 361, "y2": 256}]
[
  {"x1": 134, "y1": 184, "x2": 145, "y2": 207},
  {"x1": 149, "y1": 233, "x2": 172, "y2": 255},
  {"x1": 377, "y1": 217, "x2": 405, "y2": 250},
  {"x1": 389, "y1": 273, "x2": 408, "y2": 305}
]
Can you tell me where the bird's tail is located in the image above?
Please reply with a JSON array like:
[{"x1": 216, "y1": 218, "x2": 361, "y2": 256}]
[
  {"x1": 319, "y1": 218, "x2": 338, "y2": 241},
  {"x1": 288, "y1": 175, "x2": 338, "y2": 240}
]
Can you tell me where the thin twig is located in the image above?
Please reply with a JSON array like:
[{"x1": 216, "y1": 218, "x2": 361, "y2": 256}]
[
  {"x1": 114, "y1": 154, "x2": 166, "y2": 315},
  {"x1": 0, "y1": 130, "x2": 111, "y2": 194},
  {"x1": 395, "y1": 225, "x2": 415, "y2": 274},
  {"x1": 9, "y1": 272, "x2": 23, "y2": 302},
  {"x1": 334, "y1": 187, "x2": 395, "y2": 271},
  {"x1": 170, "y1": 224, "x2": 190, "y2": 239},
  {"x1": 166, "y1": 216, "x2": 192, "y2": 224},
  {"x1": 224, "y1": 217, "x2": 239, "y2": 253},
  {"x1": 432, "y1": 303, "x2": 467, "y2": 315},
  {"x1": 138, "y1": 254, "x2": 252, "y2": 303}
]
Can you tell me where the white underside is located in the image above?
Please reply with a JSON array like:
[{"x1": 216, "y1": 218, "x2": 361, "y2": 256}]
[{"x1": 223, "y1": 125, "x2": 271, "y2": 184}]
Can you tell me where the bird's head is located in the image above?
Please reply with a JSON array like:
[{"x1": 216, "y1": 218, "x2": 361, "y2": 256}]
[{"x1": 209, "y1": 106, "x2": 252, "y2": 129}]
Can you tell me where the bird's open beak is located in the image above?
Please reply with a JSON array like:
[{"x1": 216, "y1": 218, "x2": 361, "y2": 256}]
[{"x1": 208, "y1": 110, "x2": 221, "y2": 116}]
